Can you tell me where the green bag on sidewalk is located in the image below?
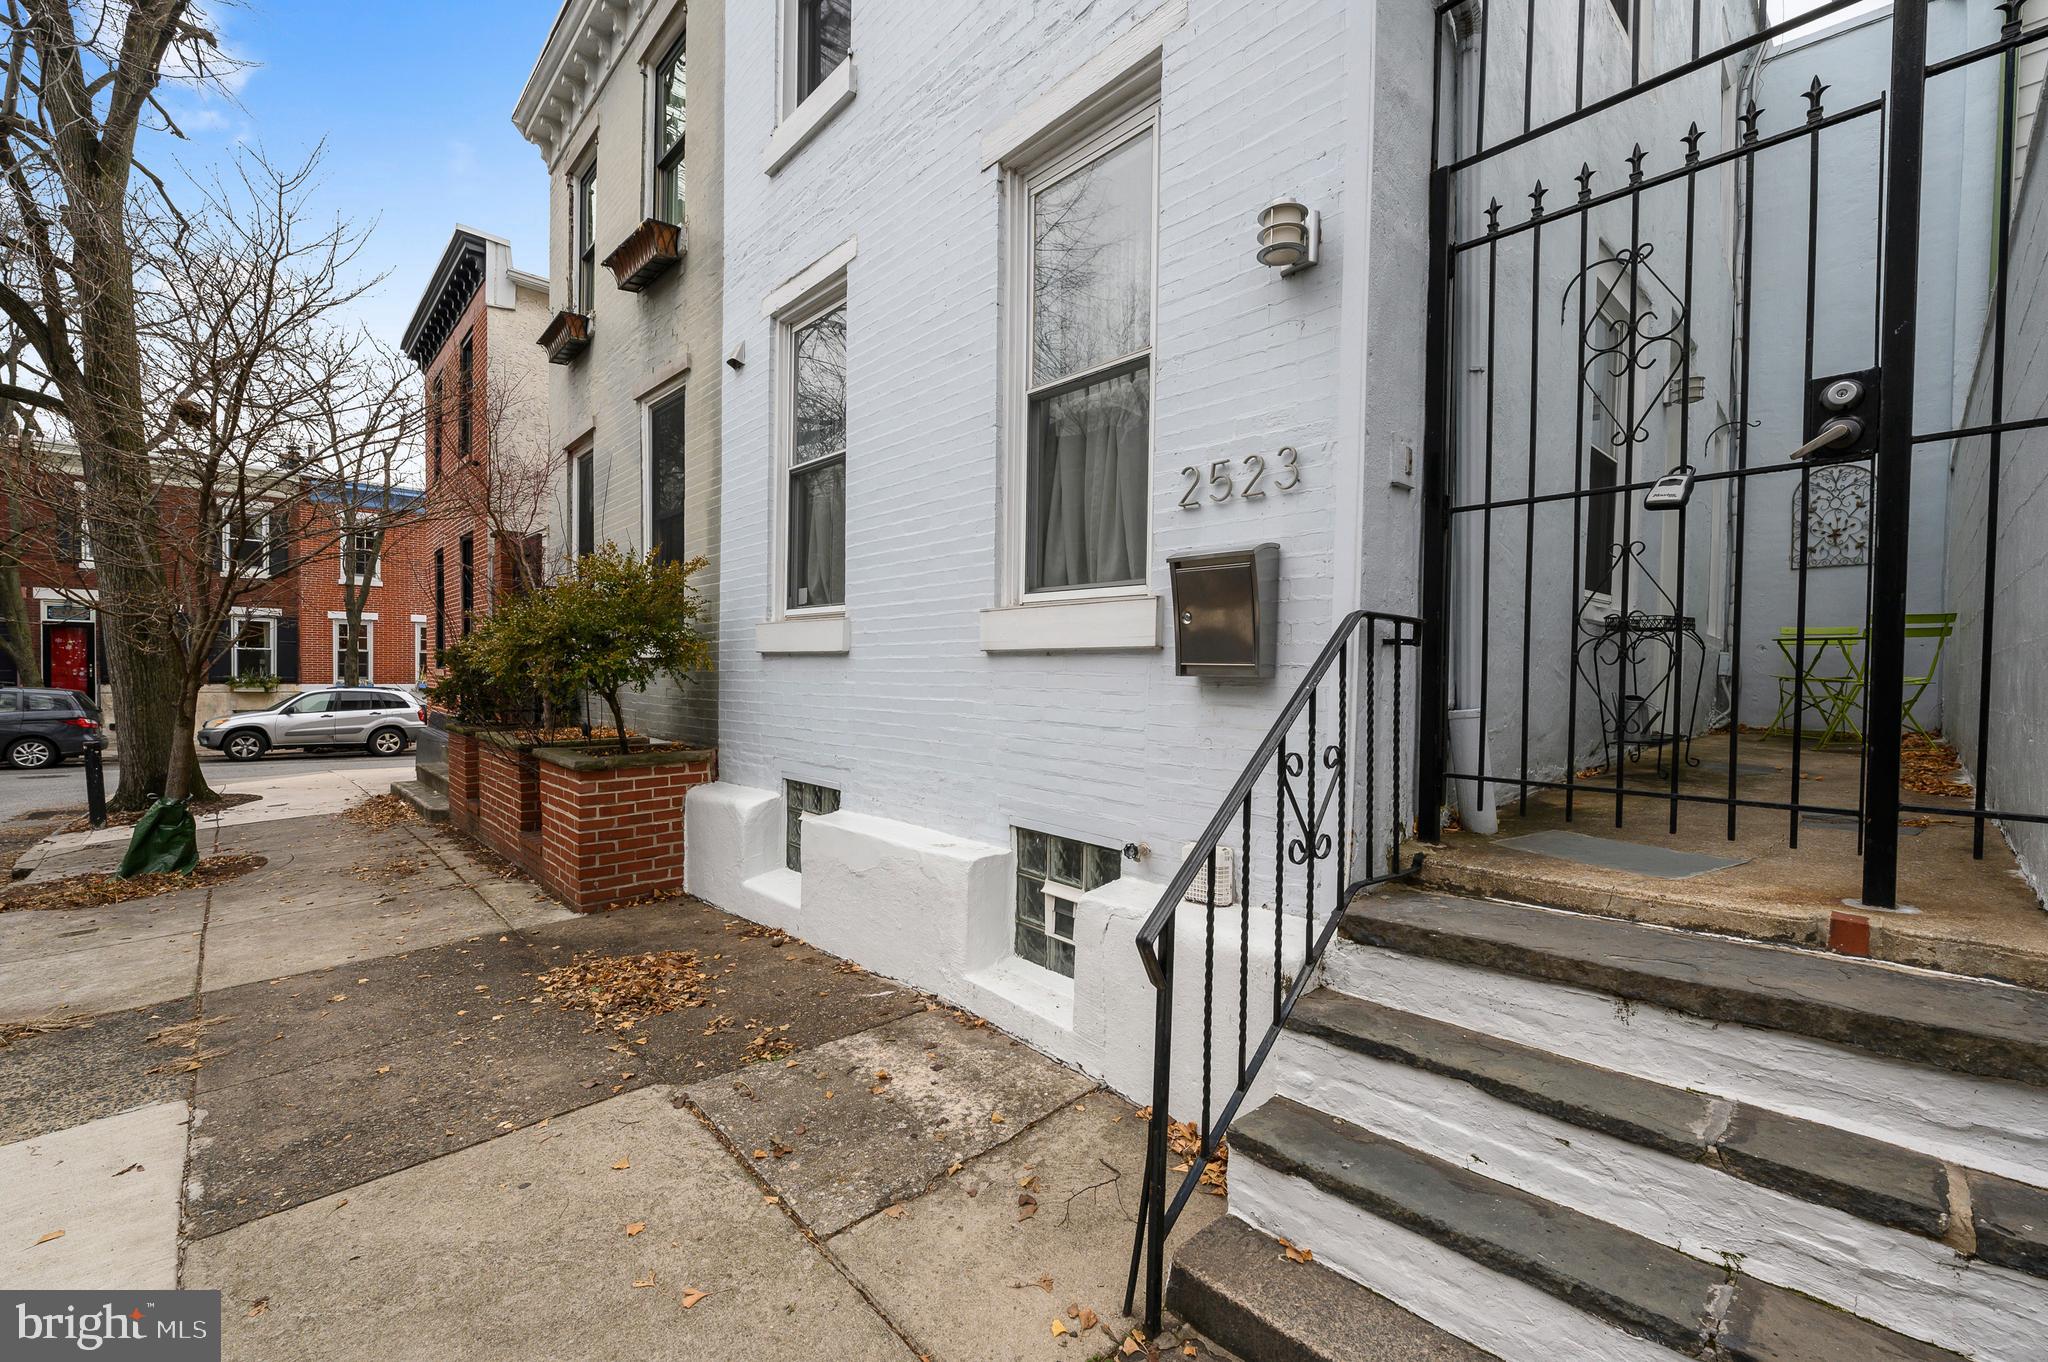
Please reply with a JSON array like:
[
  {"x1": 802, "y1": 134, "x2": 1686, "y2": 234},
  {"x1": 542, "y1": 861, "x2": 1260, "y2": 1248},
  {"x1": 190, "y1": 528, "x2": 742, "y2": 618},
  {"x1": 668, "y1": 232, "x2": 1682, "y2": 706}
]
[{"x1": 116, "y1": 798, "x2": 199, "y2": 878}]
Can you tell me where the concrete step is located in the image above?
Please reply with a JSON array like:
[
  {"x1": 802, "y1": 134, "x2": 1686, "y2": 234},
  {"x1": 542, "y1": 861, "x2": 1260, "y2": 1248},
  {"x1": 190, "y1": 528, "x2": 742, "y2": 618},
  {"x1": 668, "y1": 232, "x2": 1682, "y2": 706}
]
[
  {"x1": 1230, "y1": 1095, "x2": 1966, "y2": 1362},
  {"x1": 1287, "y1": 986, "x2": 2048, "y2": 1279},
  {"x1": 1167, "y1": 1215, "x2": 1500, "y2": 1362},
  {"x1": 388, "y1": 779, "x2": 448, "y2": 823},
  {"x1": 1342, "y1": 889, "x2": 2048, "y2": 1088}
]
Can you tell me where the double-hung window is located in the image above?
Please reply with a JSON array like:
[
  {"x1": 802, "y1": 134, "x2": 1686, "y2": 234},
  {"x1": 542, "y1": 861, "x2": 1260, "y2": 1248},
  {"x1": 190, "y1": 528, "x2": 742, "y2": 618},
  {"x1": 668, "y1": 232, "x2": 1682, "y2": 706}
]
[
  {"x1": 653, "y1": 39, "x2": 687, "y2": 225},
  {"x1": 1018, "y1": 112, "x2": 1157, "y2": 596},
  {"x1": 433, "y1": 547, "x2": 447, "y2": 652},
  {"x1": 334, "y1": 619, "x2": 373, "y2": 684},
  {"x1": 572, "y1": 448, "x2": 595, "y2": 559},
  {"x1": 794, "y1": 0, "x2": 850, "y2": 105},
  {"x1": 575, "y1": 163, "x2": 598, "y2": 311},
  {"x1": 458, "y1": 534, "x2": 475, "y2": 635},
  {"x1": 647, "y1": 389, "x2": 687, "y2": 563},
  {"x1": 1013, "y1": 828, "x2": 1122, "y2": 978},
  {"x1": 414, "y1": 620, "x2": 429, "y2": 683},
  {"x1": 457, "y1": 332, "x2": 474, "y2": 459},
  {"x1": 342, "y1": 529, "x2": 380, "y2": 585},
  {"x1": 230, "y1": 617, "x2": 274, "y2": 679},
  {"x1": 784, "y1": 298, "x2": 847, "y2": 611},
  {"x1": 223, "y1": 510, "x2": 270, "y2": 577},
  {"x1": 429, "y1": 375, "x2": 444, "y2": 475}
]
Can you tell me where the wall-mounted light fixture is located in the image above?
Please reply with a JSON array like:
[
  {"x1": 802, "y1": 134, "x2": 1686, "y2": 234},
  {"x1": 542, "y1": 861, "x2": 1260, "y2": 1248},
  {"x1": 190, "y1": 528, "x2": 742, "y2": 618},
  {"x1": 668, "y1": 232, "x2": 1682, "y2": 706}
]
[{"x1": 1257, "y1": 197, "x2": 1320, "y2": 275}]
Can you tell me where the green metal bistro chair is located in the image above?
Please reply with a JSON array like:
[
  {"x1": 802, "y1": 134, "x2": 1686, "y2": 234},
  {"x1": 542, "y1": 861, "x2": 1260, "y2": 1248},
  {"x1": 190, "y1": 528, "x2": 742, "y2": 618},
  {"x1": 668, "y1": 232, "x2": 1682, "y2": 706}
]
[
  {"x1": 1901, "y1": 612, "x2": 1956, "y2": 737},
  {"x1": 1768, "y1": 625, "x2": 1866, "y2": 747}
]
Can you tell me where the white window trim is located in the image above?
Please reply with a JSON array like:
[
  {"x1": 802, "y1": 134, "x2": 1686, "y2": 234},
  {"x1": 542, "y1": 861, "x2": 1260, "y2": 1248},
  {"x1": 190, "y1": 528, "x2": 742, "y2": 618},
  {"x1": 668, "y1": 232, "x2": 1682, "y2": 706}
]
[
  {"x1": 228, "y1": 613, "x2": 277, "y2": 679},
  {"x1": 640, "y1": 372, "x2": 688, "y2": 557},
  {"x1": 756, "y1": 614, "x2": 850, "y2": 655},
  {"x1": 571, "y1": 148, "x2": 600, "y2": 312},
  {"x1": 998, "y1": 99, "x2": 1162, "y2": 618},
  {"x1": 980, "y1": 594, "x2": 1160, "y2": 653},
  {"x1": 332, "y1": 617, "x2": 375, "y2": 684},
  {"x1": 327, "y1": 611, "x2": 381, "y2": 621},
  {"x1": 220, "y1": 508, "x2": 274, "y2": 580},
  {"x1": 980, "y1": 0, "x2": 1182, "y2": 168},
  {"x1": 413, "y1": 618, "x2": 429, "y2": 683},
  {"x1": 71, "y1": 479, "x2": 93, "y2": 568},
  {"x1": 641, "y1": 11, "x2": 689, "y2": 221},
  {"x1": 339, "y1": 529, "x2": 383, "y2": 587},
  {"x1": 567, "y1": 437, "x2": 597, "y2": 559},
  {"x1": 767, "y1": 273, "x2": 849, "y2": 634},
  {"x1": 765, "y1": 55, "x2": 855, "y2": 175}
]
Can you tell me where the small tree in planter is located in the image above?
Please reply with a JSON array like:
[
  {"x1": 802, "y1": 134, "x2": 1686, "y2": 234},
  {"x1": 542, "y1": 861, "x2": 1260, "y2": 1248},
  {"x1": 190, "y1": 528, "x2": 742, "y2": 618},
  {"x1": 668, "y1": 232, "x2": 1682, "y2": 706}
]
[{"x1": 547, "y1": 545, "x2": 712, "y2": 752}]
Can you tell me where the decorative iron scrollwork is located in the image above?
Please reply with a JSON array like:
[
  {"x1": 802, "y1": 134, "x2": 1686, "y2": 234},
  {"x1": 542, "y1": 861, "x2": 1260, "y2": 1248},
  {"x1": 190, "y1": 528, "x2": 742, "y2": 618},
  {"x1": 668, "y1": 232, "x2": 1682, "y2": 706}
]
[{"x1": 1793, "y1": 463, "x2": 1872, "y2": 570}]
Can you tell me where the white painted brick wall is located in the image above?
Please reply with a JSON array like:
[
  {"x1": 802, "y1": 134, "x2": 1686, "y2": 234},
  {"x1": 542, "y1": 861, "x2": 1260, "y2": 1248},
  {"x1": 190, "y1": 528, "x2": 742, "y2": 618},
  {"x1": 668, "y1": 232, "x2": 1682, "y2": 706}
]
[
  {"x1": 530, "y1": 0, "x2": 724, "y2": 748},
  {"x1": 715, "y1": 0, "x2": 1398, "y2": 866}
]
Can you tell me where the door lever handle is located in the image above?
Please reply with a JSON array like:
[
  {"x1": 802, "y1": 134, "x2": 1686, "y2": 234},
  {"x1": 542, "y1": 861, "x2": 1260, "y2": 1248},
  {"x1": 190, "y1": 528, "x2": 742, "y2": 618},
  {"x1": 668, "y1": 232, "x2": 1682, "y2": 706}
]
[{"x1": 1789, "y1": 417, "x2": 1862, "y2": 461}]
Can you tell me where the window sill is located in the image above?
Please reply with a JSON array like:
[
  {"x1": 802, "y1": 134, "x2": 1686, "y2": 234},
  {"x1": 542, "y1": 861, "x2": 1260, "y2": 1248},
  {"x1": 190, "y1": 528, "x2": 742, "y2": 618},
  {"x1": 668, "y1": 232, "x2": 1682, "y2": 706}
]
[
  {"x1": 980, "y1": 594, "x2": 1160, "y2": 653},
  {"x1": 764, "y1": 59, "x2": 856, "y2": 175},
  {"x1": 757, "y1": 614, "x2": 850, "y2": 655}
]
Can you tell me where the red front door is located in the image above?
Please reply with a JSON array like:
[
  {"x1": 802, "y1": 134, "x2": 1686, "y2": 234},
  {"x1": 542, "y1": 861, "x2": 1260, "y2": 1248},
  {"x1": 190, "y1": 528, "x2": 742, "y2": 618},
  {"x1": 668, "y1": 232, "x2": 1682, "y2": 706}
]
[{"x1": 46, "y1": 624, "x2": 89, "y2": 694}]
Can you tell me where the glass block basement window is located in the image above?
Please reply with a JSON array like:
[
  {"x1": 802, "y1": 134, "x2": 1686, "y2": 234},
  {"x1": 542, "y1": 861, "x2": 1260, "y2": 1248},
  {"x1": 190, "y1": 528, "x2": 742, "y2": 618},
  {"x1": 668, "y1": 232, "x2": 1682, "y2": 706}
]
[
  {"x1": 785, "y1": 780, "x2": 840, "y2": 872},
  {"x1": 1013, "y1": 828, "x2": 1121, "y2": 978}
]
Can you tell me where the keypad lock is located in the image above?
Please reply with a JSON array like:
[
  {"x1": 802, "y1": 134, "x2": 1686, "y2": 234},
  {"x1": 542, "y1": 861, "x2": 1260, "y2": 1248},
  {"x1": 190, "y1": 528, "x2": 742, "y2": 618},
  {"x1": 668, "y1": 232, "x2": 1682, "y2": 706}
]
[{"x1": 1644, "y1": 465, "x2": 1697, "y2": 511}]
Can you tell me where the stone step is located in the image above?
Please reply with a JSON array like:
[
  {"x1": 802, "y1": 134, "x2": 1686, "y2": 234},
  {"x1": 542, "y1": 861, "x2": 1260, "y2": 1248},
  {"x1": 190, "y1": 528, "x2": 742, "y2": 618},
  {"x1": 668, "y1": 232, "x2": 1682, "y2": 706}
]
[
  {"x1": 388, "y1": 779, "x2": 448, "y2": 823},
  {"x1": 1231, "y1": 1095, "x2": 1966, "y2": 1362},
  {"x1": 1288, "y1": 986, "x2": 2048, "y2": 1277},
  {"x1": 1342, "y1": 889, "x2": 2048, "y2": 1088},
  {"x1": 1167, "y1": 1215, "x2": 1500, "y2": 1362}
]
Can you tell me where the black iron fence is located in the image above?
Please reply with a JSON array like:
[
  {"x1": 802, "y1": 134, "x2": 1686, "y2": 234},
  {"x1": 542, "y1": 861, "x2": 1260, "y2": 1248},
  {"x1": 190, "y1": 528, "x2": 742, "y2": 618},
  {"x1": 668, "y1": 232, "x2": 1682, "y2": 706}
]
[{"x1": 1122, "y1": 610, "x2": 1423, "y2": 1332}]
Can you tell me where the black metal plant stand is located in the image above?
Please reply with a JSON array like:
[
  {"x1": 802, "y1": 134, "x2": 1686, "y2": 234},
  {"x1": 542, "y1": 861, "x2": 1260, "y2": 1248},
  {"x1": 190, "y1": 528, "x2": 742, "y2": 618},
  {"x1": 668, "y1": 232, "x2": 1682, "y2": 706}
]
[{"x1": 1573, "y1": 541, "x2": 1707, "y2": 777}]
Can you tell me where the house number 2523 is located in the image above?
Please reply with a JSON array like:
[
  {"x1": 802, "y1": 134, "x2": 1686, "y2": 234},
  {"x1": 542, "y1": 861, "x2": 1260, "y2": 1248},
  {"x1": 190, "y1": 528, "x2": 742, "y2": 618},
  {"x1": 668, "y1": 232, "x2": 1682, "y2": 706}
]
[{"x1": 1179, "y1": 447, "x2": 1302, "y2": 509}]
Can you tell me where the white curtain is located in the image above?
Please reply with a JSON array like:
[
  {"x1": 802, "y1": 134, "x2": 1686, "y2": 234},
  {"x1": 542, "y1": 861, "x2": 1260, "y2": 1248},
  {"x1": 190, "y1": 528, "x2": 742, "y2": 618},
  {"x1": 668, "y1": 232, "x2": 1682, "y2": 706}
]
[{"x1": 1028, "y1": 369, "x2": 1148, "y2": 591}]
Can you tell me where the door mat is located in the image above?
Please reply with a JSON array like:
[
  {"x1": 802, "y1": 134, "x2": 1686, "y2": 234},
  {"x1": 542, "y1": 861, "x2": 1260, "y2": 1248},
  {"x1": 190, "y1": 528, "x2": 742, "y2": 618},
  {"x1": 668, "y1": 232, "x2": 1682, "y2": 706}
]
[{"x1": 1497, "y1": 830, "x2": 1749, "y2": 879}]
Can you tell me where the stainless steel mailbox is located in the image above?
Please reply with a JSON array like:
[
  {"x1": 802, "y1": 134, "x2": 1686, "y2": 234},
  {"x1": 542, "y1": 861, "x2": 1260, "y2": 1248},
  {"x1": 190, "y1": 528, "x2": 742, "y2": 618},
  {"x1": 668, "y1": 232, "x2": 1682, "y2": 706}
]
[{"x1": 1169, "y1": 544, "x2": 1279, "y2": 680}]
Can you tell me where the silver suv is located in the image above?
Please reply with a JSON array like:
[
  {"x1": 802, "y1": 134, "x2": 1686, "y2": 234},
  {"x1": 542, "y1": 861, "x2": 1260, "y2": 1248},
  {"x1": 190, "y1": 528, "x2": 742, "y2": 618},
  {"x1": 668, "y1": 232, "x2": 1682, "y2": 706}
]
[{"x1": 200, "y1": 686, "x2": 426, "y2": 762}]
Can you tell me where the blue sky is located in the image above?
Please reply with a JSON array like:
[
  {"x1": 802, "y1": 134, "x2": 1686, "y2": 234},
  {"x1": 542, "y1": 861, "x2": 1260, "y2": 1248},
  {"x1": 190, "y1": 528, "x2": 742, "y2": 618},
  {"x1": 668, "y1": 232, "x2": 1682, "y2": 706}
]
[{"x1": 153, "y1": 0, "x2": 563, "y2": 347}]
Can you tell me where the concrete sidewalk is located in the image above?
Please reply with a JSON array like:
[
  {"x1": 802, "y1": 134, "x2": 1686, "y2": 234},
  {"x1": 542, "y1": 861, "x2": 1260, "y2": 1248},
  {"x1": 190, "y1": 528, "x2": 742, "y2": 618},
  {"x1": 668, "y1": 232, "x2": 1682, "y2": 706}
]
[{"x1": 0, "y1": 798, "x2": 1223, "y2": 1360}]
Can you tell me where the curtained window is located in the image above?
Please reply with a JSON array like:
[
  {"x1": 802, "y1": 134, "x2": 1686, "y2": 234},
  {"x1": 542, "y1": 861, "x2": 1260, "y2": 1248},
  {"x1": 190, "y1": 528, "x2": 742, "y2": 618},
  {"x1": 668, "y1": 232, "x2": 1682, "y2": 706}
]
[
  {"x1": 786, "y1": 302, "x2": 846, "y2": 610},
  {"x1": 649, "y1": 391, "x2": 686, "y2": 563},
  {"x1": 654, "y1": 38, "x2": 687, "y2": 224},
  {"x1": 1023, "y1": 123, "x2": 1154, "y2": 594}
]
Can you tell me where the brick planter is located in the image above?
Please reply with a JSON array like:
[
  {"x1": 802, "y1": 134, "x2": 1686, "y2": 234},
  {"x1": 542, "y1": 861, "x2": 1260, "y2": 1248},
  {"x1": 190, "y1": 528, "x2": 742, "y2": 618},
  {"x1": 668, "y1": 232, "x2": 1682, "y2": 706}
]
[
  {"x1": 445, "y1": 727, "x2": 483, "y2": 837},
  {"x1": 533, "y1": 743, "x2": 716, "y2": 912},
  {"x1": 477, "y1": 733, "x2": 544, "y2": 875}
]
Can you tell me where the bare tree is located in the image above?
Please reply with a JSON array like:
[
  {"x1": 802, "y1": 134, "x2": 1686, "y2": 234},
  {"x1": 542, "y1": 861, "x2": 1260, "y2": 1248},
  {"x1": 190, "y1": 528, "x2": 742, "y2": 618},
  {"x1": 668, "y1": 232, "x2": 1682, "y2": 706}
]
[
  {"x1": 13, "y1": 149, "x2": 422, "y2": 802},
  {"x1": 427, "y1": 367, "x2": 562, "y2": 603},
  {"x1": 0, "y1": 0, "x2": 252, "y2": 806}
]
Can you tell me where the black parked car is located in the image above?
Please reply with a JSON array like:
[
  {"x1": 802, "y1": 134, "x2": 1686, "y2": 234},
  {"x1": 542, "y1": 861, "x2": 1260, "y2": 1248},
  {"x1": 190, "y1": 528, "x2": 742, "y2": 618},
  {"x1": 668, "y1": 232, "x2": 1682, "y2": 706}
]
[{"x1": 0, "y1": 687, "x2": 103, "y2": 769}]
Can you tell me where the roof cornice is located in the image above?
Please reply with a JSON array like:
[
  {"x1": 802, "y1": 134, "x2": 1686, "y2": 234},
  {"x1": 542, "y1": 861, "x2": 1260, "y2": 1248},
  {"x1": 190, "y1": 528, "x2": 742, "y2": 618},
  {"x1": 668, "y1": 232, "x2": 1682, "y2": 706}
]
[{"x1": 513, "y1": 0, "x2": 667, "y2": 166}]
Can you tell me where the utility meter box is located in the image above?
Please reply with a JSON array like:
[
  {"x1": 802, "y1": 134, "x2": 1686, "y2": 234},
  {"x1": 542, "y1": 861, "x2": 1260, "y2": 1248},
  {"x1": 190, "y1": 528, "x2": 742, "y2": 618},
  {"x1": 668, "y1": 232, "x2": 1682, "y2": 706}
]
[{"x1": 1169, "y1": 544, "x2": 1280, "y2": 680}]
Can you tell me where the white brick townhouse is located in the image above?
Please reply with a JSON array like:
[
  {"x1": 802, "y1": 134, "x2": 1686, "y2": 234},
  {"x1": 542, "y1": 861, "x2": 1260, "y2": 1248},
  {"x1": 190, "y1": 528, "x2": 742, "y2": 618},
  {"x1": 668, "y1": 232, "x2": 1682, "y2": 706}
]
[{"x1": 682, "y1": 0, "x2": 1434, "y2": 1099}]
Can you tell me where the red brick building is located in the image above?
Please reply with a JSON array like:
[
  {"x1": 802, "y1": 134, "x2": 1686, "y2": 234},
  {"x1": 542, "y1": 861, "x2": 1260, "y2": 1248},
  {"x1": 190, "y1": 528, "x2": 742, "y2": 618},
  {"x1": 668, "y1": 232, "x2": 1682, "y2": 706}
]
[
  {"x1": 400, "y1": 227, "x2": 552, "y2": 675},
  {"x1": 1, "y1": 443, "x2": 433, "y2": 723}
]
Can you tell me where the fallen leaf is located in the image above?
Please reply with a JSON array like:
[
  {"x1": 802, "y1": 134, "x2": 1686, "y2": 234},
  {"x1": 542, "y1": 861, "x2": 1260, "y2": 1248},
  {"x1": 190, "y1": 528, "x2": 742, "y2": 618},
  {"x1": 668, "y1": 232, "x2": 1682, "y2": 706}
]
[
  {"x1": 1019, "y1": 1173, "x2": 1038, "y2": 1190},
  {"x1": 34, "y1": 1230, "x2": 64, "y2": 1246},
  {"x1": 751, "y1": 1148, "x2": 768, "y2": 1160},
  {"x1": 633, "y1": 1270, "x2": 657, "y2": 1289},
  {"x1": 328, "y1": 994, "x2": 347, "y2": 1003},
  {"x1": 1122, "y1": 1337, "x2": 1143, "y2": 1356},
  {"x1": 1051, "y1": 1319, "x2": 1068, "y2": 1338},
  {"x1": 1067, "y1": 1305, "x2": 1080, "y2": 1319},
  {"x1": 611, "y1": 1158, "x2": 631, "y2": 1171},
  {"x1": 680, "y1": 1288, "x2": 707, "y2": 1309},
  {"x1": 625, "y1": 1222, "x2": 646, "y2": 1237},
  {"x1": 1036, "y1": 1275, "x2": 1054, "y2": 1293},
  {"x1": 882, "y1": 1204, "x2": 906, "y2": 1219},
  {"x1": 990, "y1": 1112, "x2": 1006, "y2": 1125},
  {"x1": 1016, "y1": 1192, "x2": 1038, "y2": 1222},
  {"x1": 375, "y1": 1065, "x2": 391, "y2": 1076},
  {"x1": 333, "y1": 1199, "x2": 348, "y2": 1210},
  {"x1": 1079, "y1": 1307, "x2": 1099, "y2": 1330},
  {"x1": 1184, "y1": 1345, "x2": 1199, "y2": 1357},
  {"x1": 246, "y1": 1298, "x2": 269, "y2": 1318}
]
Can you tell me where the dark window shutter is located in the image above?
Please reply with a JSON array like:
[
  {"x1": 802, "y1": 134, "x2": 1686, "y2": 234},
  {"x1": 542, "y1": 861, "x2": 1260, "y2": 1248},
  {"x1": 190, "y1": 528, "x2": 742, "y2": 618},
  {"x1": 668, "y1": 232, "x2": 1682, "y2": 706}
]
[
  {"x1": 206, "y1": 622, "x2": 234, "y2": 683},
  {"x1": 275, "y1": 618, "x2": 300, "y2": 683},
  {"x1": 268, "y1": 526, "x2": 288, "y2": 579}
]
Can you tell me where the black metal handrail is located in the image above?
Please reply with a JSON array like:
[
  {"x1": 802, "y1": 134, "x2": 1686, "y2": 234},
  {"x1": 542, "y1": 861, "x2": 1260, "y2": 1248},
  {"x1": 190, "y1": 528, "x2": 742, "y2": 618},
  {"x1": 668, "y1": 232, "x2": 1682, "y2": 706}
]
[{"x1": 1123, "y1": 609, "x2": 1424, "y2": 1332}]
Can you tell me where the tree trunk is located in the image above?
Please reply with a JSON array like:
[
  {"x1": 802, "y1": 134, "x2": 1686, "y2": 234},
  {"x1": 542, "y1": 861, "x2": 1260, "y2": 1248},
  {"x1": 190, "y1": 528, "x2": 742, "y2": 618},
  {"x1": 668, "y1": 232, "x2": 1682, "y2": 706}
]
[
  {"x1": 161, "y1": 671, "x2": 213, "y2": 804},
  {"x1": 65, "y1": 199, "x2": 187, "y2": 809},
  {"x1": 603, "y1": 690, "x2": 628, "y2": 752},
  {"x1": 0, "y1": 565, "x2": 39, "y2": 687}
]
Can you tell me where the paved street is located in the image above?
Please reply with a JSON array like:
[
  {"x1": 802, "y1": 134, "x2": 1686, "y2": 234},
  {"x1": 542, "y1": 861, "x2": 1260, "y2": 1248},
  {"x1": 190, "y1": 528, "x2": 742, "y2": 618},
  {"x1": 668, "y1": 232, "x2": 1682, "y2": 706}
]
[
  {"x1": 0, "y1": 785, "x2": 1219, "y2": 1360},
  {"x1": 0, "y1": 748, "x2": 413, "y2": 825}
]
